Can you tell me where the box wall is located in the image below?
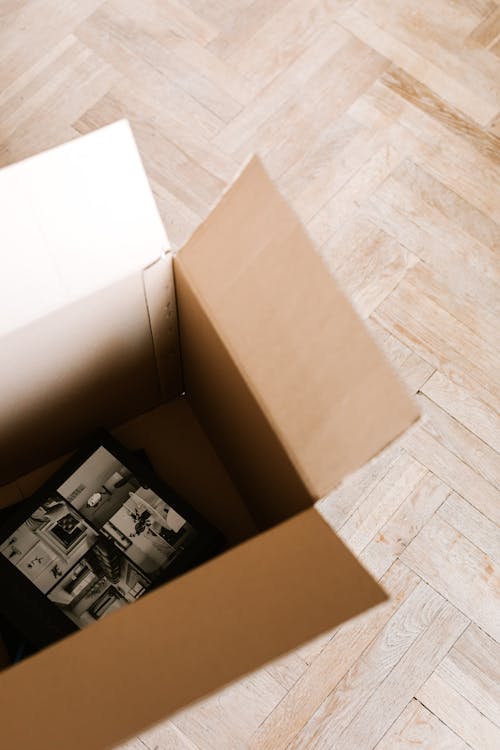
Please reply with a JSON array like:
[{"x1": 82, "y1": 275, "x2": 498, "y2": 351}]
[
  {"x1": 113, "y1": 398, "x2": 257, "y2": 544},
  {"x1": 174, "y1": 257, "x2": 315, "y2": 530}
]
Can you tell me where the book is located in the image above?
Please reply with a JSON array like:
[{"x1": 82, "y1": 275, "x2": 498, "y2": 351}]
[{"x1": 0, "y1": 432, "x2": 224, "y2": 655}]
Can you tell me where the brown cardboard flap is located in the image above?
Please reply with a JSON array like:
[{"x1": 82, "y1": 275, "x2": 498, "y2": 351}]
[
  {"x1": 177, "y1": 157, "x2": 419, "y2": 500},
  {"x1": 0, "y1": 508, "x2": 385, "y2": 750},
  {"x1": 174, "y1": 257, "x2": 315, "y2": 530}
]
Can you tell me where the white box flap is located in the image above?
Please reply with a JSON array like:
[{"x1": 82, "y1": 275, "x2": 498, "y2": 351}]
[{"x1": 0, "y1": 120, "x2": 168, "y2": 336}]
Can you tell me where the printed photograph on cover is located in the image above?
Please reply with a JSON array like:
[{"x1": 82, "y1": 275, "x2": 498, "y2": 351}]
[
  {"x1": 47, "y1": 540, "x2": 150, "y2": 628},
  {"x1": 0, "y1": 434, "x2": 223, "y2": 648},
  {"x1": 0, "y1": 498, "x2": 98, "y2": 593},
  {"x1": 57, "y1": 446, "x2": 199, "y2": 579}
]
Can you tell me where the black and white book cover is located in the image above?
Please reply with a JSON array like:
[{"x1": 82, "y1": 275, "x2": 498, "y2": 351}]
[{"x1": 0, "y1": 433, "x2": 224, "y2": 653}]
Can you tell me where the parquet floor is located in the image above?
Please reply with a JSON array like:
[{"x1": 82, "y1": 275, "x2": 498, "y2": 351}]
[{"x1": 2, "y1": 1, "x2": 499, "y2": 748}]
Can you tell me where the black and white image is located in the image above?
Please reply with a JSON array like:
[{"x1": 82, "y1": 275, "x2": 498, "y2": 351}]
[
  {"x1": 58, "y1": 446, "x2": 198, "y2": 578},
  {"x1": 0, "y1": 434, "x2": 223, "y2": 645},
  {"x1": 47, "y1": 540, "x2": 149, "y2": 628},
  {"x1": 0, "y1": 498, "x2": 98, "y2": 593}
]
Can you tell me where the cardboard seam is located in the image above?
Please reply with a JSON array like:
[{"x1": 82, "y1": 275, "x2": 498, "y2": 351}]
[{"x1": 141, "y1": 254, "x2": 178, "y2": 404}]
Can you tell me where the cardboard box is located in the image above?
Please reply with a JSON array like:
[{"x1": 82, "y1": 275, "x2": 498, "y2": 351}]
[{"x1": 0, "y1": 121, "x2": 418, "y2": 750}]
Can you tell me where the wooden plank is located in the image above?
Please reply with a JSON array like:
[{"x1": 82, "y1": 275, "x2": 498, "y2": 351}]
[
  {"x1": 75, "y1": 6, "x2": 224, "y2": 140},
  {"x1": 307, "y1": 142, "x2": 406, "y2": 246},
  {"x1": 224, "y1": 0, "x2": 350, "y2": 91},
  {"x1": 358, "y1": 80, "x2": 500, "y2": 220},
  {"x1": 103, "y1": 0, "x2": 241, "y2": 124},
  {"x1": 403, "y1": 422, "x2": 500, "y2": 526},
  {"x1": 437, "y1": 646, "x2": 500, "y2": 727},
  {"x1": 381, "y1": 66, "x2": 500, "y2": 164},
  {"x1": 418, "y1": 394, "x2": 500, "y2": 486},
  {"x1": 338, "y1": 6, "x2": 497, "y2": 125},
  {"x1": 417, "y1": 671, "x2": 500, "y2": 750},
  {"x1": 391, "y1": 158, "x2": 500, "y2": 251},
  {"x1": 438, "y1": 493, "x2": 500, "y2": 566},
  {"x1": 355, "y1": 0, "x2": 500, "y2": 110},
  {"x1": 319, "y1": 441, "x2": 403, "y2": 530},
  {"x1": 374, "y1": 280, "x2": 499, "y2": 399},
  {"x1": 454, "y1": 624, "x2": 500, "y2": 705},
  {"x1": 337, "y1": 451, "x2": 427, "y2": 554},
  {"x1": 248, "y1": 561, "x2": 420, "y2": 750},
  {"x1": 207, "y1": 0, "x2": 291, "y2": 60},
  {"x1": 169, "y1": 671, "x2": 287, "y2": 750},
  {"x1": 401, "y1": 514, "x2": 500, "y2": 639},
  {"x1": 212, "y1": 24, "x2": 351, "y2": 155},
  {"x1": 367, "y1": 176, "x2": 500, "y2": 315},
  {"x1": 468, "y1": 5, "x2": 500, "y2": 47},
  {"x1": 288, "y1": 584, "x2": 468, "y2": 750},
  {"x1": 322, "y1": 223, "x2": 418, "y2": 320},
  {"x1": 138, "y1": 723, "x2": 198, "y2": 750},
  {"x1": 359, "y1": 472, "x2": 450, "y2": 579},
  {"x1": 375, "y1": 699, "x2": 469, "y2": 749},
  {"x1": 367, "y1": 319, "x2": 435, "y2": 394},
  {"x1": 264, "y1": 650, "x2": 309, "y2": 691},
  {"x1": 422, "y1": 371, "x2": 500, "y2": 454}
]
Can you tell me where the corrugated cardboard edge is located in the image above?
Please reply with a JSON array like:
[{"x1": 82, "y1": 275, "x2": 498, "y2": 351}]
[{"x1": 142, "y1": 253, "x2": 183, "y2": 402}]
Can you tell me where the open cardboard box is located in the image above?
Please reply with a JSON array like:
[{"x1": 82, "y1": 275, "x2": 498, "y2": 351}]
[{"x1": 0, "y1": 121, "x2": 418, "y2": 750}]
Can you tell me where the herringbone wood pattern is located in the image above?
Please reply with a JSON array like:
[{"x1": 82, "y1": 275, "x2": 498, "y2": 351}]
[{"x1": 1, "y1": 1, "x2": 499, "y2": 748}]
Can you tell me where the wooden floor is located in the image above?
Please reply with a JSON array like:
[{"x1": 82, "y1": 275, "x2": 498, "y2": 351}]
[{"x1": 2, "y1": 1, "x2": 499, "y2": 748}]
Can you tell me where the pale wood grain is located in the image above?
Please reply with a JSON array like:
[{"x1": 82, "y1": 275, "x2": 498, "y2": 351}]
[
  {"x1": 470, "y1": 6, "x2": 500, "y2": 47},
  {"x1": 438, "y1": 494, "x2": 500, "y2": 566},
  {"x1": 170, "y1": 671, "x2": 286, "y2": 750},
  {"x1": 338, "y1": 6, "x2": 498, "y2": 125},
  {"x1": 224, "y1": 0, "x2": 350, "y2": 92},
  {"x1": 401, "y1": 515, "x2": 500, "y2": 640},
  {"x1": 403, "y1": 423, "x2": 500, "y2": 526},
  {"x1": 322, "y1": 223, "x2": 418, "y2": 320},
  {"x1": 437, "y1": 642, "x2": 500, "y2": 726},
  {"x1": 367, "y1": 319, "x2": 435, "y2": 394},
  {"x1": 359, "y1": 472, "x2": 450, "y2": 580},
  {"x1": 417, "y1": 394, "x2": 500, "y2": 487},
  {"x1": 417, "y1": 671, "x2": 500, "y2": 750},
  {"x1": 318, "y1": 441, "x2": 404, "y2": 530},
  {"x1": 382, "y1": 66, "x2": 500, "y2": 164},
  {"x1": 354, "y1": 0, "x2": 500, "y2": 111},
  {"x1": 455, "y1": 623, "x2": 500, "y2": 697},
  {"x1": 249, "y1": 561, "x2": 420, "y2": 750},
  {"x1": 422, "y1": 371, "x2": 500, "y2": 453},
  {"x1": 375, "y1": 699, "x2": 470, "y2": 749},
  {"x1": 288, "y1": 584, "x2": 468, "y2": 750},
  {"x1": 337, "y1": 451, "x2": 427, "y2": 555}
]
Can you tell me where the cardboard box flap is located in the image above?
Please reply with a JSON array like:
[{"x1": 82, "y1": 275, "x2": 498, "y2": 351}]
[
  {"x1": 0, "y1": 508, "x2": 385, "y2": 750},
  {"x1": 174, "y1": 256, "x2": 315, "y2": 530},
  {"x1": 177, "y1": 157, "x2": 419, "y2": 500},
  {"x1": 0, "y1": 120, "x2": 168, "y2": 337}
]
